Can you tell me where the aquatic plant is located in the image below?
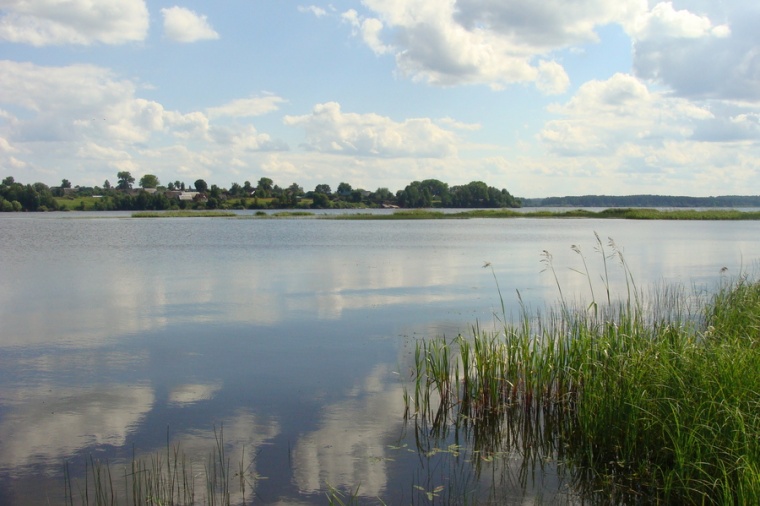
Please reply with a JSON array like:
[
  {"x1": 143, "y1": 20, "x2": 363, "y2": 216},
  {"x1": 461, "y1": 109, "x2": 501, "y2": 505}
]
[
  {"x1": 406, "y1": 237, "x2": 760, "y2": 503},
  {"x1": 64, "y1": 427, "x2": 252, "y2": 506}
]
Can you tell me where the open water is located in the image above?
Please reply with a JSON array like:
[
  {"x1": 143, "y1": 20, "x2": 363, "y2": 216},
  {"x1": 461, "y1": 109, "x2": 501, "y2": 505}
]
[{"x1": 0, "y1": 211, "x2": 758, "y2": 504}]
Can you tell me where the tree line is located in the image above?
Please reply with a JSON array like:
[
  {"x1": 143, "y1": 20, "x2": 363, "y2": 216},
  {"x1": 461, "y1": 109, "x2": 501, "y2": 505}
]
[{"x1": 1, "y1": 173, "x2": 521, "y2": 212}]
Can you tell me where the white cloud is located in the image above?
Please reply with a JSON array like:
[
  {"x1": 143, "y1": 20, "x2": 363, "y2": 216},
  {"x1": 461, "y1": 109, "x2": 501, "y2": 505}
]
[
  {"x1": 207, "y1": 94, "x2": 286, "y2": 119},
  {"x1": 540, "y1": 73, "x2": 714, "y2": 156},
  {"x1": 298, "y1": 5, "x2": 327, "y2": 18},
  {"x1": 631, "y1": 1, "x2": 760, "y2": 100},
  {"x1": 0, "y1": 60, "x2": 291, "y2": 187},
  {"x1": 629, "y1": 2, "x2": 720, "y2": 40},
  {"x1": 0, "y1": 0, "x2": 149, "y2": 46},
  {"x1": 283, "y1": 102, "x2": 458, "y2": 157},
  {"x1": 161, "y1": 6, "x2": 219, "y2": 43},
  {"x1": 532, "y1": 72, "x2": 760, "y2": 195},
  {"x1": 342, "y1": 0, "x2": 647, "y2": 92}
]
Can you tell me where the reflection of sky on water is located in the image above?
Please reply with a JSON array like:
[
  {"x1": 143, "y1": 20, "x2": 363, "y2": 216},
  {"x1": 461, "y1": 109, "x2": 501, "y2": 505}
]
[
  {"x1": 0, "y1": 384, "x2": 154, "y2": 472},
  {"x1": 292, "y1": 364, "x2": 405, "y2": 497},
  {"x1": 1, "y1": 214, "x2": 760, "y2": 503}
]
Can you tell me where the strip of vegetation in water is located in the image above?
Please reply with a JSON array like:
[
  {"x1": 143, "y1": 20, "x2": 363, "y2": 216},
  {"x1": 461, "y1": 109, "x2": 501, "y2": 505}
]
[
  {"x1": 407, "y1": 235, "x2": 760, "y2": 504},
  {"x1": 324, "y1": 208, "x2": 760, "y2": 220},
  {"x1": 132, "y1": 210, "x2": 238, "y2": 218}
]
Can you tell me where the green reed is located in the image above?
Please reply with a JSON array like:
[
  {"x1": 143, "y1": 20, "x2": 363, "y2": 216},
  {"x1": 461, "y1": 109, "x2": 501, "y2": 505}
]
[
  {"x1": 64, "y1": 427, "x2": 248, "y2": 506},
  {"x1": 407, "y1": 238, "x2": 760, "y2": 503}
]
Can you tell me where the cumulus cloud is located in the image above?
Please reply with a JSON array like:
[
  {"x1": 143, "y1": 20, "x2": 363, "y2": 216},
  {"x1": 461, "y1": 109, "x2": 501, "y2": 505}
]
[
  {"x1": 630, "y1": 1, "x2": 760, "y2": 100},
  {"x1": 283, "y1": 102, "x2": 458, "y2": 157},
  {"x1": 341, "y1": 0, "x2": 649, "y2": 92},
  {"x1": 206, "y1": 94, "x2": 287, "y2": 119},
  {"x1": 535, "y1": 72, "x2": 760, "y2": 195},
  {"x1": 0, "y1": 60, "x2": 288, "y2": 186},
  {"x1": 540, "y1": 73, "x2": 714, "y2": 156},
  {"x1": 161, "y1": 6, "x2": 219, "y2": 43},
  {"x1": 0, "y1": 0, "x2": 149, "y2": 46}
]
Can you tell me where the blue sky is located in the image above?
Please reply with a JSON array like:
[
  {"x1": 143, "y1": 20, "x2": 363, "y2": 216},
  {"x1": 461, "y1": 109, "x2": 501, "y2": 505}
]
[{"x1": 1, "y1": 0, "x2": 759, "y2": 197}]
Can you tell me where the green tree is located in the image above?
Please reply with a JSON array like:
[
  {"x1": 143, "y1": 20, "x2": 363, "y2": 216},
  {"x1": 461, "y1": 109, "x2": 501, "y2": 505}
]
[
  {"x1": 371, "y1": 187, "x2": 394, "y2": 204},
  {"x1": 257, "y1": 177, "x2": 273, "y2": 198},
  {"x1": 117, "y1": 171, "x2": 135, "y2": 190},
  {"x1": 314, "y1": 184, "x2": 332, "y2": 195},
  {"x1": 229, "y1": 182, "x2": 242, "y2": 197},
  {"x1": 337, "y1": 182, "x2": 352, "y2": 196},
  {"x1": 311, "y1": 192, "x2": 331, "y2": 208},
  {"x1": 61, "y1": 178, "x2": 72, "y2": 189},
  {"x1": 103, "y1": 180, "x2": 111, "y2": 190},
  {"x1": 194, "y1": 179, "x2": 208, "y2": 193},
  {"x1": 140, "y1": 174, "x2": 160, "y2": 188}
]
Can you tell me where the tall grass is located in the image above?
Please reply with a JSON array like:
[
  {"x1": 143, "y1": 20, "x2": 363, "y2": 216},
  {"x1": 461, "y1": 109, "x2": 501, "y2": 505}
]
[
  {"x1": 64, "y1": 427, "x2": 250, "y2": 506},
  {"x1": 407, "y1": 237, "x2": 760, "y2": 503}
]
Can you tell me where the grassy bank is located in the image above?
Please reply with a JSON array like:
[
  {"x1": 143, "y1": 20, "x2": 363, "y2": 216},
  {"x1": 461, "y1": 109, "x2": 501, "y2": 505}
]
[{"x1": 408, "y1": 242, "x2": 760, "y2": 503}]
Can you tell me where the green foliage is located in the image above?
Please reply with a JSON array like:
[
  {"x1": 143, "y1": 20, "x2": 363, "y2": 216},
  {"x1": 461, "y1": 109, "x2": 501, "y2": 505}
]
[
  {"x1": 139, "y1": 173, "x2": 160, "y2": 188},
  {"x1": 116, "y1": 171, "x2": 134, "y2": 190},
  {"x1": 0, "y1": 179, "x2": 59, "y2": 211},
  {"x1": 407, "y1": 245, "x2": 760, "y2": 503},
  {"x1": 311, "y1": 192, "x2": 331, "y2": 208},
  {"x1": 194, "y1": 179, "x2": 208, "y2": 193}
]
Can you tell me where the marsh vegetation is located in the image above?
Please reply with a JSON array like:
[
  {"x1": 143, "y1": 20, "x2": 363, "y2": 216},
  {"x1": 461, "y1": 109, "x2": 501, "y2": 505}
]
[{"x1": 407, "y1": 236, "x2": 760, "y2": 503}]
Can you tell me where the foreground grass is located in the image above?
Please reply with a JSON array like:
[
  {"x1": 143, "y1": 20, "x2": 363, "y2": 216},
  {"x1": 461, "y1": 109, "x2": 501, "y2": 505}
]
[{"x1": 409, "y1": 243, "x2": 760, "y2": 503}]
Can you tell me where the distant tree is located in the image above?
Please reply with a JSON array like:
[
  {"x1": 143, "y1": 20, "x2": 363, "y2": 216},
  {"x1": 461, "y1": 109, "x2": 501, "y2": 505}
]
[
  {"x1": 243, "y1": 181, "x2": 253, "y2": 194},
  {"x1": 194, "y1": 179, "x2": 208, "y2": 193},
  {"x1": 287, "y1": 182, "x2": 303, "y2": 196},
  {"x1": 2, "y1": 176, "x2": 14, "y2": 186},
  {"x1": 372, "y1": 187, "x2": 394, "y2": 204},
  {"x1": 337, "y1": 182, "x2": 352, "y2": 196},
  {"x1": 140, "y1": 174, "x2": 160, "y2": 188},
  {"x1": 311, "y1": 192, "x2": 331, "y2": 208},
  {"x1": 61, "y1": 178, "x2": 72, "y2": 189},
  {"x1": 209, "y1": 184, "x2": 221, "y2": 198},
  {"x1": 315, "y1": 183, "x2": 332, "y2": 195},
  {"x1": 116, "y1": 171, "x2": 135, "y2": 190},
  {"x1": 229, "y1": 182, "x2": 242, "y2": 197},
  {"x1": 167, "y1": 182, "x2": 175, "y2": 190},
  {"x1": 257, "y1": 177, "x2": 273, "y2": 197},
  {"x1": 103, "y1": 180, "x2": 111, "y2": 189}
]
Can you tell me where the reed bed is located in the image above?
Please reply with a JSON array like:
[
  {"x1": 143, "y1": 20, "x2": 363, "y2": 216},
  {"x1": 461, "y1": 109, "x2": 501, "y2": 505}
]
[
  {"x1": 407, "y1": 238, "x2": 760, "y2": 503},
  {"x1": 64, "y1": 427, "x2": 249, "y2": 506},
  {"x1": 326, "y1": 208, "x2": 760, "y2": 220},
  {"x1": 132, "y1": 210, "x2": 237, "y2": 218}
]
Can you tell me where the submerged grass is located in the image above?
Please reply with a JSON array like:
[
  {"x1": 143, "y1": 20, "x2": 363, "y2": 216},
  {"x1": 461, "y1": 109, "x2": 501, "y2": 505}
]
[{"x1": 407, "y1": 238, "x2": 760, "y2": 503}]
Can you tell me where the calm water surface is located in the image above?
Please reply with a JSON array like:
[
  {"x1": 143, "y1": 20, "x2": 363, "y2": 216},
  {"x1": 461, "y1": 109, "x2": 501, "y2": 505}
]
[{"x1": 0, "y1": 212, "x2": 758, "y2": 504}]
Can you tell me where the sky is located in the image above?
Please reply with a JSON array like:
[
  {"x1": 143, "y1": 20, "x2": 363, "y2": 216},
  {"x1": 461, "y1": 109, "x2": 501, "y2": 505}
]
[{"x1": 0, "y1": 0, "x2": 759, "y2": 198}]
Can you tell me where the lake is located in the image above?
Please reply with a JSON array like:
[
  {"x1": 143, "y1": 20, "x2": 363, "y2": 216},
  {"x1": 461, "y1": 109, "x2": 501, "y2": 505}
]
[{"x1": 0, "y1": 211, "x2": 758, "y2": 504}]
